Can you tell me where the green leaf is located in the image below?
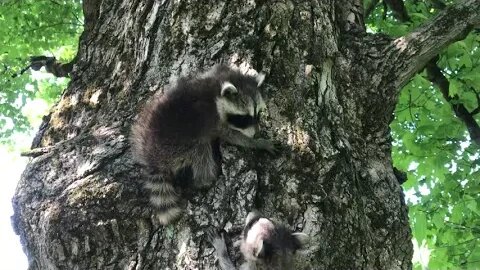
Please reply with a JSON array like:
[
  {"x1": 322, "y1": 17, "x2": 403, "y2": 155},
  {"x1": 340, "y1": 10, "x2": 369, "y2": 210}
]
[
  {"x1": 432, "y1": 213, "x2": 445, "y2": 229},
  {"x1": 414, "y1": 211, "x2": 427, "y2": 245},
  {"x1": 466, "y1": 199, "x2": 479, "y2": 216},
  {"x1": 449, "y1": 79, "x2": 461, "y2": 97},
  {"x1": 450, "y1": 204, "x2": 464, "y2": 224},
  {"x1": 402, "y1": 132, "x2": 423, "y2": 155},
  {"x1": 468, "y1": 246, "x2": 480, "y2": 266},
  {"x1": 410, "y1": 13, "x2": 428, "y2": 20},
  {"x1": 459, "y1": 54, "x2": 473, "y2": 68}
]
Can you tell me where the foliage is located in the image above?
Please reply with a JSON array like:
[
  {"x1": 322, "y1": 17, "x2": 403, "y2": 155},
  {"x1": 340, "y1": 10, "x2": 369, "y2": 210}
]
[
  {"x1": 366, "y1": 1, "x2": 480, "y2": 269},
  {"x1": 0, "y1": 0, "x2": 83, "y2": 145}
]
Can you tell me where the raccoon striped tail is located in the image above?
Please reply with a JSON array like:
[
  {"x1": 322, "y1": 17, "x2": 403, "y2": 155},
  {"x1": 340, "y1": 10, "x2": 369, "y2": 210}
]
[{"x1": 144, "y1": 181, "x2": 182, "y2": 225}]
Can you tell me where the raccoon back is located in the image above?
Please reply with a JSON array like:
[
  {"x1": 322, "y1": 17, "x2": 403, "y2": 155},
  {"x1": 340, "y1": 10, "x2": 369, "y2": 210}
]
[{"x1": 130, "y1": 79, "x2": 221, "y2": 168}]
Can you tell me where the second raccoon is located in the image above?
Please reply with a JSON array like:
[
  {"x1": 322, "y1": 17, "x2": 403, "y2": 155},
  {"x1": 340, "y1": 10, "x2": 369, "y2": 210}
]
[
  {"x1": 130, "y1": 65, "x2": 276, "y2": 224},
  {"x1": 208, "y1": 211, "x2": 309, "y2": 270}
]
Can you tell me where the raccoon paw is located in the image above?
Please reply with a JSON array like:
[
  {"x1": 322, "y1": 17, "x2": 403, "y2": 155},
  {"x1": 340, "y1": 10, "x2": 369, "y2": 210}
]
[
  {"x1": 193, "y1": 175, "x2": 217, "y2": 190},
  {"x1": 206, "y1": 228, "x2": 227, "y2": 251},
  {"x1": 191, "y1": 164, "x2": 218, "y2": 189},
  {"x1": 255, "y1": 139, "x2": 280, "y2": 154}
]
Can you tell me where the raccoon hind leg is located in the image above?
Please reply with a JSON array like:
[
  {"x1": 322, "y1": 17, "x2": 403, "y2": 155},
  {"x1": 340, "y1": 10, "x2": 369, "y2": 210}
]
[
  {"x1": 189, "y1": 142, "x2": 219, "y2": 189},
  {"x1": 211, "y1": 138, "x2": 222, "y2": 177},
  {"x1": 173, "y1": 166, "x2": 194, "y2": 190},
  {"x1": 173, "y1": 166, "x2": 196, "y2": 200}
]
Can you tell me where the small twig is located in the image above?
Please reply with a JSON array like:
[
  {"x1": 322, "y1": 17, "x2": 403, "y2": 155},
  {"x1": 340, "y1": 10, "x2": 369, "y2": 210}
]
[
  {"x1": 27, "y1": 55, "x2": 76, "y2": 77},
  {"x1": 408, "y1": 89, "x2": 415, "y2": 122},
  {"x1": 430, "y1": 0, "x2": 446, "y2": 9},
  {"x1": 71, "y1": 10, "x2": 84, "y2": 25},
  {"x1": 20, "y1": 147, "x2": 52, "y2": 157},
  {"x1": 10, "y1": 64, "x2": 32, "y2": 78}
]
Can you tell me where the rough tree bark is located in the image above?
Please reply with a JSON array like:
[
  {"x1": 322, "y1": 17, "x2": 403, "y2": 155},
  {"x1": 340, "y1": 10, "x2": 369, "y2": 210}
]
[{"x1": 12, "y1": 0, "x2": 480, "y2": 269}]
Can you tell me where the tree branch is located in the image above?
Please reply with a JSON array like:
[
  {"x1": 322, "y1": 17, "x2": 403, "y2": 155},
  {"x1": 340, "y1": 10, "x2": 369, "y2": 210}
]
[
  {"x1": 29, "y1": 55, "x2": 76, "y2": 77},
  {"x1": 387, "y1": 0, "x2": 480, "y2": 145},
  {"x1": 389, "y1": 0, "x2": 480, "y2": 89},
  {"x1": 20, "y1": 147, "x2": 52, "y2": 157},
  {"x1": 471, "y1": 91, "x2": 480, "y2": 115},
  {"x1": 425, "y1": 57, "x2": 480, "y2": 145},
  {"x1": 430, "y1": 0, "x2": 446, "y2": 10}
]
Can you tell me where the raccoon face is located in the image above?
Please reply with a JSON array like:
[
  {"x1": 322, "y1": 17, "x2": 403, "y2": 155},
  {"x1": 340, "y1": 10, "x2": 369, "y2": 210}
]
[
  {"x1": 216, "y1": 73, "x2": 266, "y2": 137},
  {"x1": 241, "y1": 213, "x2": 276, "y2": 262},
  {"x1": 240, "y1": 211, "x2": 309, "y2": 269}
]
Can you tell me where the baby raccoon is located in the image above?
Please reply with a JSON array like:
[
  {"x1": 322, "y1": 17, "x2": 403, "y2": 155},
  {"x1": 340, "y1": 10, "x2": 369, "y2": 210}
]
[
  {"x1": 130, "y1": 65, "x2": 276, "y2": 224},
  {"x1": 208, "y1": 211, "x2": 309, "y2": 270}
]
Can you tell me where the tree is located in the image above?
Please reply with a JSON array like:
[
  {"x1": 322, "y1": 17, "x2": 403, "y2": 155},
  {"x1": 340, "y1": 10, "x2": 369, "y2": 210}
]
[{"x1": 11, "y1": 0, "x2": 480, "y2": 269}]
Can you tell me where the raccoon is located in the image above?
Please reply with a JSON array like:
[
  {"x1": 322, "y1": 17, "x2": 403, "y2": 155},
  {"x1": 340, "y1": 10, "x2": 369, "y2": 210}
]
[
  {"x1": 130, "y1": 65, "x2": 276, "y2": 224},
  {"x1": 208, "y1": 211, "x2": 309, "y2": 270}
]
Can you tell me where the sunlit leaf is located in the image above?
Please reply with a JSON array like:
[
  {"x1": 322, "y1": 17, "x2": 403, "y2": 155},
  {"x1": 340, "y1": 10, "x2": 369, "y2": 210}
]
[
  {"x1": 0, "y1": 0, "x2": 83, "y2": 143},
  {"x1": 414, "y1": 211, "x2": 427, "y2": 245}
]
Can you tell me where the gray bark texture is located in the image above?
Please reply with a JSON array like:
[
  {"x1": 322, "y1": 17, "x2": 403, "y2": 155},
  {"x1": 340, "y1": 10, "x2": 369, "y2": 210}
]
[{"x1": 12, "y1": 0, "x2": 480, "y2": 269}]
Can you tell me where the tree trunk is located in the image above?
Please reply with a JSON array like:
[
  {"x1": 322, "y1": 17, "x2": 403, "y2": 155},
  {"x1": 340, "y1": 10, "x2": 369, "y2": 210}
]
[{"x1": 18, "y1": 0, "x2": 478, "y2": 269}]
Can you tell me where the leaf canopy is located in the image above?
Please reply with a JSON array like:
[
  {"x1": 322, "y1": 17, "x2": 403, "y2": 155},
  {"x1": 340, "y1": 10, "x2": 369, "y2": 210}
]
[
  {"x1": 0, "y1": 0, "x2": 82, "y2": 145},
  {"x1": 366, "y1": 1, "x2": 480, "y2": 269}
]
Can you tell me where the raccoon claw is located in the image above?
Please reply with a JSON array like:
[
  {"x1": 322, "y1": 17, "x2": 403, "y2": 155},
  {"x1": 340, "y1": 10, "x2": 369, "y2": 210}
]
[
  {"x1": 271, "y1": 142, "x2": 282, "y2": 154},
  {"x1": 206, "y1": 228, "x2": 218, "y2": 243},
  {"x1": 256, "y1": 139, "x2": 280, "y2": 154},
  {"x1": 206, "y1": 228, "x2": 227, "y2": 251}
]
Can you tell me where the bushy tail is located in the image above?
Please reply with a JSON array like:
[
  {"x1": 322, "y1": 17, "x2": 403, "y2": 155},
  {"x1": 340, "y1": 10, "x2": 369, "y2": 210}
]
[{"x1": 144, "y1": 181, "x2": 182, "y2": 225}]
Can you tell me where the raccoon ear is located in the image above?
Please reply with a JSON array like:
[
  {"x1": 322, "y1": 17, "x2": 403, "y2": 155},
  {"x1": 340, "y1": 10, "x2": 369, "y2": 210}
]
[
  {"x1": 221, "y1": 81, "x2": 237, "y2": 96},
  {"x1": 292, "y1": 232, "x2": 309, "y2": 249},
  {"x1": 245, "y1": 211, "x2": 261, "y2": 225},
  {"x1": 254, "y1": 240, "x2": 265, "y2": 258},
  {"x1": 256, "y1": 72, "x2": 266, "y2": 87}
]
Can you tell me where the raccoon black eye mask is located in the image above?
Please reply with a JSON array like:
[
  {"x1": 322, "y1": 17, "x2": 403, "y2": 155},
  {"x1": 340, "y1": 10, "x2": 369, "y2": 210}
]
[{"x1": 226, "y1": 113, "x2": 258, "y2": 129}]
